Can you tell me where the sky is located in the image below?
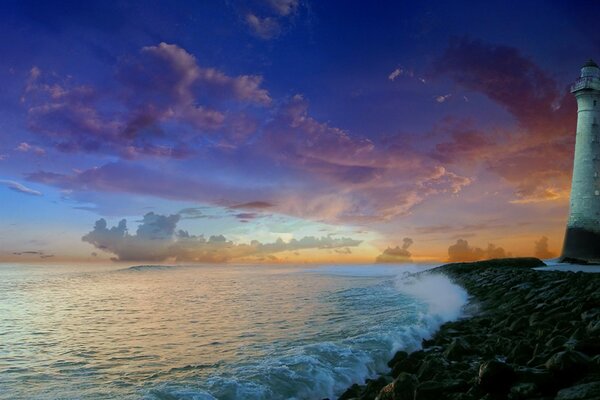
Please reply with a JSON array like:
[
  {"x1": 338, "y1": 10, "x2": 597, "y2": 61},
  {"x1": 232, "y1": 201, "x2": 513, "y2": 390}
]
[{"x1": 0, "y1": 0, "x2": 598, "y2": 264}]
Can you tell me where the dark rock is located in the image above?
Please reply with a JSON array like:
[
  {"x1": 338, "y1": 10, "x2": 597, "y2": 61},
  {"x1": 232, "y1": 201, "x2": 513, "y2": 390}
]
[
  {"x1": 417, "y1": 355, "x2": 449, "y2": 381},
  {"x1": 555, "y1": 382, "x2": 600, "y2": 399},
  {"x1": 414, "y1": 379, "x2": 468, "y2": 400},
  {"x1": 444, "y1": 338, "x2": 472, "y2": 361},
  {"x1": 338, "y1": 383, "x2": 362, "y2": 400},
  {"x1": 572, "y1": 338, "x2": 600, "y2": 356},
  {"x1": 514, "y1": 367, "x2": 553, "y2": 394},
  {"x1": 363, "y1": 377, "x2": 392, "y2": 400},
  {"x1": 545, "y1": 350, "x2": 591, "y2": 383},
  {"x1": 478, "y1": 360, "x2": 516, "y2": 394},
  {"x1": 375, "y1": 373, "x2": 417, "y2": 400},
  {"x1": 508, "y1": 341, "x2": 534, "y2": 364},
  {"x1": 387, "y1": 351, "x2": 408, "y2": 369},
  {"x1": 391, "y1": 351, "x2": 425, "y2": 377},
  {"x1": 509, "y1": 382, "x2": 538, "y2": 399}
]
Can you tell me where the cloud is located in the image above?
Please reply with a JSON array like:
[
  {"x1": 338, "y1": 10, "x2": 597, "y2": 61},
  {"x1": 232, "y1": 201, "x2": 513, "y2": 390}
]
[
  {"x1": 435, "y1": 37, "x2": 573, "y2": 134},
  {"x1": 430, "y1": 118, "x2": 497, "y2": 164},
  {"x1": 26, "y1": 162, "x2": 272, "y2": 207},
  {"x1": 27, "y1": 92, "x2": 472, "y2": 225},
  {"x1": 435, "y1": 94, "x2": 451, "y2": 103},
  {"x1": 245, "y1": 13, "x2": 281, "y2": 39},
  {"x1": 260, "y1": 94, "x2": 472, "y2": 221},
  {"x1": 230, "y1": 201, "x2": 275, "y2": 209},
  {"x1": 16, "y1": 142, "x2": 46, "y2": 155},
  {"x1": 375, "y1": 237, "x2": 413, "y2": 263},
  {"x1": 0, "y1": 179, "x2": 42, "y2": 196},
  {"x1": 433, "y1": 38, "x2": 577, "y2": 203},
  {"x1": 22, "y1": 43, "x2": 271, "y2": 159},
  {"x1": 82, "y1": 212, "x2": 362, "y2": 262},
  {"x1": 534, "y1": 236, "x2": 556, "y2": 259},
  {"x1": 12, "y1": 250, "x2": 54, "y2": 258},
  {"x1": 266, "y1": 0, "x2": 299, "y2": 16},
  {"x1": 447, "y1": 238, "x2": 509, "y2": 262}
]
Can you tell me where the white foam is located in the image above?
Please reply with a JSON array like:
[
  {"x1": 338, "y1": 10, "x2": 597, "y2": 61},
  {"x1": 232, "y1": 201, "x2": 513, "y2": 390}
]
[{"x1": 395, "y1": 272, "x2": 469, "y2": 323}]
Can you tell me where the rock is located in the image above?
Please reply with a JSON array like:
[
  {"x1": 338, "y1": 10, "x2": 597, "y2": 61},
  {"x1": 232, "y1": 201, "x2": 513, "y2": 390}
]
[
  {"x1": 363, "y1": 377, "x2": 392, "y2": 400},
  {"x1": 545, "y1": 350, "x2": 590, "y2": 383},
  {"x1": 417, "y1": 355, "x2": 449, "y2": 381},
  {"x1": 391, "y1": 351, "x2": 424, "y2": 377},
  {"x1": 414, "y1": 379, "x2": 468, "y2": 400},
  {"x1": 478, "y1": 360, "x2": 516, "y2": 394},
  {"x1": 508, "y1": 341, "x2": 534, "y2": 364},
  {"x1": 444, "y1": 338, "x2": 472, "y2": 360},
  {"x1": 555, "y1": 382, "x2": 600, "y2": 399},
  {"x1": 509, "y1": 382, "x2": 538, "y2": 399},
  {"x1": 572, "y1": 338, "x2": 600, "y2": 356},
  {"x1": 375, "y1": 373, "x2": 417, "y2": 400},
  {"x1": 387, "y1": 351, "x2": 408, "y2": 368},
  {"x1": 514, "y1": 366, "x2": 553, "y2": 394},
  {"x1": 546, "y1": 335, "x2": 568, "y2": 349},
  {"x1": 338, "y1": 383, "x2": 362, "y2": 400}
]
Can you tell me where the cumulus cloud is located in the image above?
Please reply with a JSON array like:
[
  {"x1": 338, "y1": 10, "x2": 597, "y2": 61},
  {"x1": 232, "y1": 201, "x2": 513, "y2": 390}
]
[
  {"x1": 82, "y1": 212, "x2": 362, "y2": 262},
  {"x1": 0, "y1": 179, "x2": 42, "y2": 196},
  {"x1": 534, "y1": 236, "x2": 556, "y2": 259},
  {"x1": 375, "y1": 237, "x2": 413, "y2": 263},
  {"x1": 447, "y1": 238, "x2": 509, "y2": 262}
]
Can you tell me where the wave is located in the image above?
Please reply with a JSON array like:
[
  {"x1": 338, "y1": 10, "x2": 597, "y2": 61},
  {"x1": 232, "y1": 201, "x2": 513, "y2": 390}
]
[
  {"x1": 119, "y1": 265, "x2": 177, "y2": 272},
  {"x1": 144, "y1": 269, "x2": 468, "y2": 400}
]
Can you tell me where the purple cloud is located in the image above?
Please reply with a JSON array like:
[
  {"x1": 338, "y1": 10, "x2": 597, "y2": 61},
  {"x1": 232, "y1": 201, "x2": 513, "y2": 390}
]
[{"x1": 22, "y1": 43, "x2": 271, "y2": 159}]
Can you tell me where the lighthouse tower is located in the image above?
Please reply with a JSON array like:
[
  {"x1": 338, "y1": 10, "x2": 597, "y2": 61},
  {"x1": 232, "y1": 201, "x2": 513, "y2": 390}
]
[{"x1": 561, "y1": 60, "x2": 600, "y2": 263}]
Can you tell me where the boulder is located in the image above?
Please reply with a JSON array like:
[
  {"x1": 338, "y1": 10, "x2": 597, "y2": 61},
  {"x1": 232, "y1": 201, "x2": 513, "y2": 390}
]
[
  {"x1": 414, "y1": 379, "x2": 468, "y2": 400},
  {"x1": 478, "y1": 360, "x2": 516, "y2": 394},
  {"x1": 444, "y1": 337, "x2": 472, "y2": 361},
  {"x1": 545, "y1": 350, "x2": 590, "y2": 383},
  {"x1": 555, "y1": 382, "x2": 600, "y2": 399},
  {"x1": 387, "y1": 351, "x2": 408, "y2": 369},
  {"x1": 375, "y1": 373, "x2": 417, "y2": 400}
]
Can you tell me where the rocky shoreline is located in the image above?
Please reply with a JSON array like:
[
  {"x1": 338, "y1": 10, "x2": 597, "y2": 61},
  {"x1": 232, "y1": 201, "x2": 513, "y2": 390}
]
[{"x1": 336, "y1": 258, "x2": 600, "y2": 400}]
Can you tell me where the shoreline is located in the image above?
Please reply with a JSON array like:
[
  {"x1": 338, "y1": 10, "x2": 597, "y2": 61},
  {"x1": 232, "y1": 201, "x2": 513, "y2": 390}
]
[{"x1": 335, "y1": 258, "x2": 600, "y2": 400}]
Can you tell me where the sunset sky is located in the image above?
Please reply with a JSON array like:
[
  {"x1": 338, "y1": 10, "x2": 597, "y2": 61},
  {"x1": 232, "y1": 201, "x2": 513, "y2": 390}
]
[{"x1": 1, "y1": 0, "x2": 598, "y2": 264}]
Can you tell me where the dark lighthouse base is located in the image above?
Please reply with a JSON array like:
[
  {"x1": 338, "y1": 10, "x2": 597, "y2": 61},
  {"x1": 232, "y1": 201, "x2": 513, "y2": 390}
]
[{"x1": 561, "y1": 226, "x2": 600, "y2": 264}]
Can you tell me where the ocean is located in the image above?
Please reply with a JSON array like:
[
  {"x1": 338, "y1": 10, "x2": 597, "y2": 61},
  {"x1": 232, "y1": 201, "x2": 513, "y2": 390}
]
[{"x1": 0, "y1": 263, "x2": 468, "y2": 400}]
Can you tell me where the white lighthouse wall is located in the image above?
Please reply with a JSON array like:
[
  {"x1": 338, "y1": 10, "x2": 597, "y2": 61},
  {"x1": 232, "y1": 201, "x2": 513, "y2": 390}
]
[{"x1": 567, "y1": 92, "x2": 600, "y2": 233}]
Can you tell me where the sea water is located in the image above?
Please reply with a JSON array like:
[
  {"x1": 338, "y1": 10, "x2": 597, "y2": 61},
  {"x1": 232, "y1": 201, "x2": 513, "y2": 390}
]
[{"x1": 0, "y1": 264, "x2": 468, "y2": 399}]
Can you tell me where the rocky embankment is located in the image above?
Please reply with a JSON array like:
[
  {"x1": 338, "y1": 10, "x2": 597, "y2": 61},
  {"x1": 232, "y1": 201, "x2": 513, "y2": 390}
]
[{"x1": 337, "y1": 258, "x2": 600, "y2": 400}]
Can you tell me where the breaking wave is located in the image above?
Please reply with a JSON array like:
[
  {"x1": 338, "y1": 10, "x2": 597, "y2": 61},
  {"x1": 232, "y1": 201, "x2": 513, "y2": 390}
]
[{"x1": 144, "y1": 267, "x2": 468, "y2": 400}]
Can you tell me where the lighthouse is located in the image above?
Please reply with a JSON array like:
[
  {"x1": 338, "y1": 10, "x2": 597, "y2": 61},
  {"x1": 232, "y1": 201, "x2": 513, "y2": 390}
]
[{"x1": 561, "y1": 60, "x2": 600, "y2": 263}]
